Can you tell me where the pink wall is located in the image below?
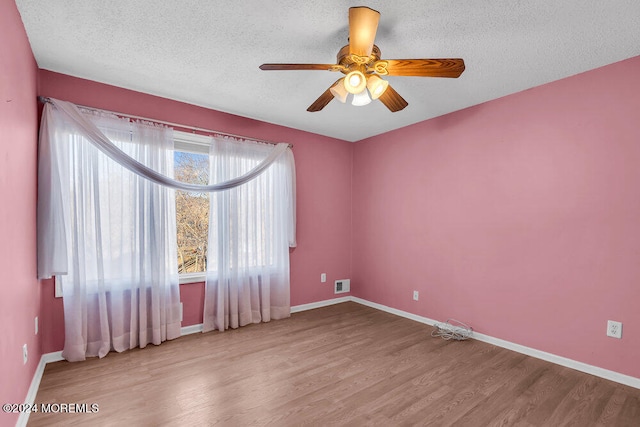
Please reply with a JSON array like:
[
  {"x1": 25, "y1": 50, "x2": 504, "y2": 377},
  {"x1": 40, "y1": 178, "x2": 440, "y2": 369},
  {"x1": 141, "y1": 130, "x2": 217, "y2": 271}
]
[
  {"x1": 0, "y1": 0, "x2": 41, "y2": 424},
  {"x1": 37, "y1": 70, "x2": 353, "y2": 353},
  {"x1": 352, "y1": 56, "x2": 640, "y2": 378}
]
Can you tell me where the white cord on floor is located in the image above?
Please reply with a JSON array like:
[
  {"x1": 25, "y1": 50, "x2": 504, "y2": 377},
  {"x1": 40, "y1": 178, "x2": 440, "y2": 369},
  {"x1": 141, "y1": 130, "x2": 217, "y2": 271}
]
[{"x1": 431, "y1": 318, "x2": 473, "y2": 341}]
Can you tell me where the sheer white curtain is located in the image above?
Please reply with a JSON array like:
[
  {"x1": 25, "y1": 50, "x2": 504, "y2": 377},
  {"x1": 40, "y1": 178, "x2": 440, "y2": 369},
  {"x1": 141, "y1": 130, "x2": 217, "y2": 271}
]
[
  {"x1": 203, "y1": 137, "x2": 296, "y2": 332},
  {"x1": 38, "y1": 98, "x2": 297, "y2": 359},
  {"x1": 39, "y1": 104, "x2": 181, "y2": 361}
]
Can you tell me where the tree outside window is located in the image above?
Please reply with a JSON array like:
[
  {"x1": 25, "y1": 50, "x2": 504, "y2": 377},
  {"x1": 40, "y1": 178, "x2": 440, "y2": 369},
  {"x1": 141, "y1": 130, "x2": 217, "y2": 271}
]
[{"x1": 174, "y1": 151, "x2": 209, "y2": 273}]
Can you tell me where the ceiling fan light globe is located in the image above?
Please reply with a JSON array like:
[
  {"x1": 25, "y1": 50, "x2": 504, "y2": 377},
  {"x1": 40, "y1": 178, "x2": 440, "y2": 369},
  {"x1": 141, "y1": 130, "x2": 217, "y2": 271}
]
[
  {"x1": 330, "y1": 79, "x2": 349, "y2": 103},
  {"x1": 344, "y1": 71, "x2": 367, "y2": 94},
  {"x1": 351, "y1": 89, "x2": 371, "y2": 106},
  {"x1": 348, "y1": 73, "x2": 362, "y2": 87},
  {"x1": 367, "y1": 75, "x2": 389, "y2": 100}
]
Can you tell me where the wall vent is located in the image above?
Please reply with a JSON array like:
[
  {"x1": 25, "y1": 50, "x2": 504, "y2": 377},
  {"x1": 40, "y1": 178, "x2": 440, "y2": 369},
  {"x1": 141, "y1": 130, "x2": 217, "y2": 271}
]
[{"x1": 334, "y1": 279, "x2": 350, "y2": 294}]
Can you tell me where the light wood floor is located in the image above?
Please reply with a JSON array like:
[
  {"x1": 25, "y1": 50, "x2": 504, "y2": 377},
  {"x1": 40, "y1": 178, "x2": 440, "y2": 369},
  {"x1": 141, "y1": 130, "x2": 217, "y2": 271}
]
[{"x1": 30, "y1": 302, "x2": 639, "y2": 426}]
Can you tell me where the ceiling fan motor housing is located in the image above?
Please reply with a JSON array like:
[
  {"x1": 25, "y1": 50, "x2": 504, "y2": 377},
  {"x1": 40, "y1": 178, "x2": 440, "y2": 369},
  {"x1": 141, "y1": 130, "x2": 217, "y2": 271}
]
[{"x1": 337, "y1": 44, "x2": 382, "y2": 70}]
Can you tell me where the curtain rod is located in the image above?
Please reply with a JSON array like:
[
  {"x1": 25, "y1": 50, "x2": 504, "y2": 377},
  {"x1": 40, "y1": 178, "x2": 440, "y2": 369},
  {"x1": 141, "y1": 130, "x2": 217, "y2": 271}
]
[{"x1": 37, "y1": 96, "x2": 292, "y2": 148}]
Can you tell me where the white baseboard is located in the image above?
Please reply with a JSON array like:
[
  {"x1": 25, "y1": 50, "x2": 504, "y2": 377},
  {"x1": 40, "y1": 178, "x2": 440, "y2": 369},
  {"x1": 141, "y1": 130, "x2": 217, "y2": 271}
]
[
  {"x1": 177, "y1": 297, "x2": 352, "y2": 337},
  {"x1": 290, "y1": 296, "x2": 351, "y2": 313},
  {"x1": 180, "y1": 323, "x2": 203, "y2": 336},
  {"x1": 17, "y1": 351, "x2": 64, "y2": 427},
  {"x1": 350, "y1": 297, "x2": 440, "y2": 326},
  {"x1": 349, "y1": 297, "x2": 640, "y2": 390},
  {"x1": 21, "y1": 295, "x2": 639, "y2": 423},
  {"x1": 41, "y1": 351, "x2": 65, "y2": 364},
  {"x1": 471, "y1": 331, "x2": 640, "y2": 389}
]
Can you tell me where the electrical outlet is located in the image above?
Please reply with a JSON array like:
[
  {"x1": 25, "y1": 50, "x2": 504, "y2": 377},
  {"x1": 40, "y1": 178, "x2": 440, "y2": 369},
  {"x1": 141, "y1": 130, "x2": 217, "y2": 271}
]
[
  {"x1": 321, "y1": 273, "x2": 326, "y2": 283},
  {"x1": 413, "y1": 290, "x2": 419, "y2": 301},
  {"x1": 35, "y1": 316, "x2": 38, "y2": 335},
  {"x1": 23, "y1": 344, "x2": 28, "y2": 365},
  {"x1": 607, "y1": 320, "x2": 622, "y2": 338}
]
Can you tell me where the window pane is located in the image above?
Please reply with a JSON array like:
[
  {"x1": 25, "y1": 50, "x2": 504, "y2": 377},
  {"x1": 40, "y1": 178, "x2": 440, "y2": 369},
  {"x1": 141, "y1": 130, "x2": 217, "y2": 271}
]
[{"x1": 175, "y1": 151, "x2": 209, "y2": 273}]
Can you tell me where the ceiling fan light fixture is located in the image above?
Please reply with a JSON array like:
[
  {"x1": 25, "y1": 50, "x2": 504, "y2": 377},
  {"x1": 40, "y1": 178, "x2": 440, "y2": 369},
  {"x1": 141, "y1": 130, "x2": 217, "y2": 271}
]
[
  {"x1": 366, "y1": 74, "x2": 389, "y2": 99},
  {"x1": 344, "y1": 70, "x2": 367, "y2": 94},
  {"x1": 330, "y1": 79, "x2": 349, "y2": 103},
  {"x1": 351, "y1": 89, "x2": 371, "y2": 106},
  {"x1": 259, "y1": 6, "x2": 465, "y2": 113}
]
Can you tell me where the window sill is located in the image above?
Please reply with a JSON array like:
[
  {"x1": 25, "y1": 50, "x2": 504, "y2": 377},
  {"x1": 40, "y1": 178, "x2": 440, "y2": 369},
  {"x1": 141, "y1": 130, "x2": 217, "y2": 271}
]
[{"x1": 179, "y1": 273, "x2": 206, "y2": 285}]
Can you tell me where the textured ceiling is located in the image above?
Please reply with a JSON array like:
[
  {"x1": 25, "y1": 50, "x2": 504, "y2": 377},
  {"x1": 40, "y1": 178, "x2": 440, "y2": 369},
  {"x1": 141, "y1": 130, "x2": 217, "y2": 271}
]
[{"x1": 15, "y1": 1, "x2": 640, "y2": 142}]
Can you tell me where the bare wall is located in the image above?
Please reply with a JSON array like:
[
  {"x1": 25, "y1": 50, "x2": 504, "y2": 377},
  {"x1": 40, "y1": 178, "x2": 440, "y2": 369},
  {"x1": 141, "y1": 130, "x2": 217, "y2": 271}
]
[
  {"x1": 352, "y1": 56, "x2": 640, "y2": 379},
  {"x1": 0, "y1": 0, "x2": 41, "y2": 424}
]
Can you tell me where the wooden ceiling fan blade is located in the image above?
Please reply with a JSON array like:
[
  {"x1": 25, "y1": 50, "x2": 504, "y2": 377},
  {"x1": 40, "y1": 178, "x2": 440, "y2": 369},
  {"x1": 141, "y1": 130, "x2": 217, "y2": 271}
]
[
  {"x1": 259, "y1": 63, "x2": 337, "y2": 71},
  {"x1": 307, "y1": 79, "x2": 343, "y2": 112},
  {"x1": 348, "y1": 6, "x2": 380, "y2": 57},
  {"x1": 374, "y1": 58, "x2": 465, "y2": 78},
  {"x1": 378, "y1": 85, "x2": 408, "y2": 112}
]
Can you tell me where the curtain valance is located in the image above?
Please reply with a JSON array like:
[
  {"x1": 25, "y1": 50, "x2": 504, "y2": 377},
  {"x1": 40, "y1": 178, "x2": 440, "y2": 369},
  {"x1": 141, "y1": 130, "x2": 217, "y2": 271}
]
[{"x1": 43, "y1": 98, "x2": 291, "y2": 192}]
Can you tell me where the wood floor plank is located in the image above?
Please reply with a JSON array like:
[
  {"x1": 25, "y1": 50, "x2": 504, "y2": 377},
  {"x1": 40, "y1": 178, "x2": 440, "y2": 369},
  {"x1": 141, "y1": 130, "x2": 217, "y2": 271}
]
[
  {"x1": 28, "y1": 302, "x2": 640, "y2": 426},
  {"x1": 595, "y1": 388, "x2": 631, "y2": 426}
]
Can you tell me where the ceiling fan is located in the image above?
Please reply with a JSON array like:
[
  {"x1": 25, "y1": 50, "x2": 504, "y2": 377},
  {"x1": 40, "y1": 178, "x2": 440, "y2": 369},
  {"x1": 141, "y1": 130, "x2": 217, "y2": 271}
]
[{"x1": 259, "y1": 6, "x2": 465, "y2": 112}]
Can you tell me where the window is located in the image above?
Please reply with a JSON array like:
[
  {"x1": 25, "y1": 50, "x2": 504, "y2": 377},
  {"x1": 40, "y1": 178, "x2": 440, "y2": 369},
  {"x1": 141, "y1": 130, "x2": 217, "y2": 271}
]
[
  {"x1": 174, "y1": 131, "x2": 293, "y2": 285},
  {"x1": 174, "y1": 132, "x2": 211, "y2": 283},
  {"x1": 56, "y1": 129, "x2": 207, "y2": 296}
]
